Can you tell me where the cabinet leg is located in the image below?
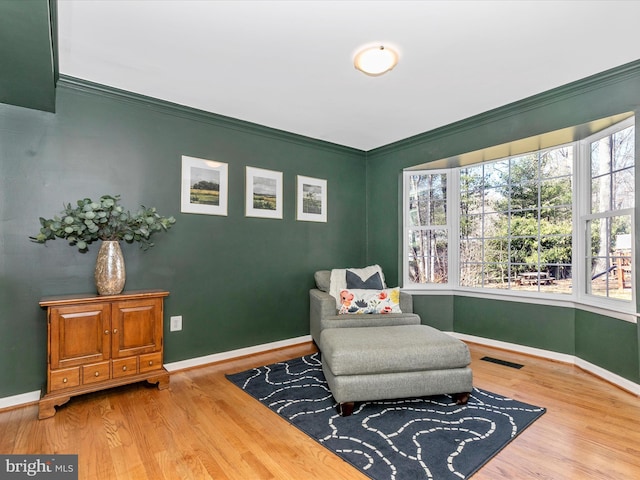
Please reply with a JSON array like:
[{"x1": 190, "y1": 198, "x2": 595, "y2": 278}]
[
  {"x1": 38, "y1": 395, "x2": 70, "y2": 420},
  {"x1": 146, "y1": 370, "x2": 170, "y2": 390}
]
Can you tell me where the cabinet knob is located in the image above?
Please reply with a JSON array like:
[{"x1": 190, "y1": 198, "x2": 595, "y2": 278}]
[
  {"x1": 122, "y1": 366, "x2": 127, "y2": 371},
  {"x1": 148, "y1": 360, "x2": 153, "y2": 366},
  {"x1": 113, "y1": 328, "x2": 118, "y2": 334},
  {"x1": 94, "y1": 371, "x2": 100, "y2": 377},
  {"x1": 62, "y1": 378, "x2": 68, "y2": 383},
  {"x1": 104, "y1": 329, "x2": 110, "y2": 335}
]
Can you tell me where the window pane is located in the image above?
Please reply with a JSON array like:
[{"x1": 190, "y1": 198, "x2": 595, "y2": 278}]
[
  {"x1": 484, "y1": 237, "x2": 508, "y2": 263},
  {"x1": 540, "y1": 234, "x2": 572, "y2": 265},
  {"x1": 482, "y1": 187, "x2": 505, "y2": 213},
  {"x1": 540, "y1": 177, "x2": 572, "y2": 208},
  {"x1": 484, "y1": 160, "x2": 508, "y2": 188},
  {"x1": 612, "y1": 169, "x2": 634, "y2": 209},
  {"x1": 611, "y1": 215, "x2": 633, "y2": 248},
  {"x1": 591, "y1": 136, "x2": 611, "y2": 177},
  {"x1": 591, "y1": 176, "x2": 611, "y2": 214},
  {"x1": 460, "y1": 214, "x2": 481, "y2": 238},
  {"x1": 590, "y1": 125, "x2": 634, "y2": 215},
  {"x1": 484, "y1": 264, "x2": 510, "y2": 288},
  {"x1": 590, "y1": 256, "x2": 612, "y2": 298},
  {"x1": 430, "y1": 200, "x2": 447, "y2": 225},
  {"x1": 541, "y1": 206, "x2": 572, "y2": 224},
  {"x1": 461, "y1": 165, "x2": 483, "y2": 188},
  {"x1": 510, "y1": 236, "x2": 539, "y2": 265},
  {"x1": 408, "y1": 229, "x2": 448, "y2": 284},
  {"x1": 408, "y1": 173, "x2": 447, "y2": 227},
  {"x1": 587, "y1": 215, "x2": 632, "y2": 301},
  {"x1": 460, "y1": 263, "x2": 483, "y2": 287},
  {"x1": 509, "y1": 215, "x2": 538, "y2": 238},
  {"x1": 460, "y1": 238, "x2": 483, "y2": 263},
  {"x1": 540, "y1": 264, "x2": 572, "y2": 295},
  {"x1": 460, "y1": 187, "x2": 482, "y2": 214},
  {"x1": 484, "y1": 211, "x2": 507, "y2": 235},
  {"x1": 510, "y1": 154, "x2": 539, "y2": 184},
  {"x1": 510, "y1": 181, "x2": 539, "y2": 211},
  {"x1": 612, "y1": 126, "x2": 635, "y2": 171},
  {"x1": 541, "y1": 147, "x2": 573, "y2": 177}
]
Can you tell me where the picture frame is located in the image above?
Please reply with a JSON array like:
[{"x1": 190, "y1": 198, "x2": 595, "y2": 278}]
[
  {"x1": 181, "y1": 155, "x2": 228, "y2": 216},
  {"x1": 296, "y1": 175, "x2": 327, "y2": 222},
  {"x1": 245, "y1": 166, "x2": 283, "y2": 219}
]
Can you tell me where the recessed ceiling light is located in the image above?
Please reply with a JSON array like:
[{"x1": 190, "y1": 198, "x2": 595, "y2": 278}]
[{"x1": 354, "y1": 45, "x2": 399, "y2": 77}]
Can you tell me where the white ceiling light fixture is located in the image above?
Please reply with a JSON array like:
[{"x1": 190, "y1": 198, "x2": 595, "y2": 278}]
[{"x1": 354, "y1": 45, "x2": 399, "y2": 77}]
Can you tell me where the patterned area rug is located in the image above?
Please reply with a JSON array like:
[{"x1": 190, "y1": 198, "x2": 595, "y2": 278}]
[{"x1": 226, "y1": 353, "x2": 545, "y2": 480}]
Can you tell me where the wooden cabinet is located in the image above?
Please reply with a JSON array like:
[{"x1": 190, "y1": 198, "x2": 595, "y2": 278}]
[{"x1": 38, "y1": 290, "x2": 170, "y2": 419}]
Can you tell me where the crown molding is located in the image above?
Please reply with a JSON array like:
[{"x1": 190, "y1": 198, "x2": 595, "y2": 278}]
[
  {"x1": 56, "y1": 75, "x2": 364, "y2": 157},
  {"x1": 368, "y1": 58, "x2": 640, "y2": 158},
  {"x1": 57, "y1": 57, "x2": 640, "y2": 159}
]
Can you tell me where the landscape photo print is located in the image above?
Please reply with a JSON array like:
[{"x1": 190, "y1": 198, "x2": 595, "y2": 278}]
[
  {"x1": 297, "y1": 175, "x2": 327, "y2": 222},
  {"x1": 180, "y1": 155, "x2": 228, "y2": 215},
  {"x1": 245, "y1": 166, "x2": 283, "y2": 219}
]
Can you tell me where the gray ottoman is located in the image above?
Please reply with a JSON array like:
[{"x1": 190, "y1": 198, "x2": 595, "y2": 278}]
[{"x1": 320, "y1": 324, "x2": 473, "y2": 416}]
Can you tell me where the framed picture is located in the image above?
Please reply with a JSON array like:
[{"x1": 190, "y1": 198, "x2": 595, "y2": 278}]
[
  {"x1": 297, "y1": 175, "x2": 327, "y2": 222},
  {"x1": 181, "y1": 155, "x2": 228, "y2": 216},
  {"x1": 245, "y1": 166, "x2": 283, "y2": 219}
]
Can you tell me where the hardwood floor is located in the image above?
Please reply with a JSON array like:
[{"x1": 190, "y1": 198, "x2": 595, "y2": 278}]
[{"x1": 1, "y1": 341, "x2": 639, "y2": 479}]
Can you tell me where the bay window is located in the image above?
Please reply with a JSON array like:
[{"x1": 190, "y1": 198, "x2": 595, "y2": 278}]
[{"x1": 403, "y1": 116, "x2": 635, "y2": 312}]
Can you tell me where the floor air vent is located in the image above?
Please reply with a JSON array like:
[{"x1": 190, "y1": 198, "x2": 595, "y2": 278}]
[{"x1": 480, "y1": 356, "x2": 524, "y2": 369}]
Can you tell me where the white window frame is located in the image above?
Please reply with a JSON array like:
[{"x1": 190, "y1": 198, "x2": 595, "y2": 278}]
[
  {"x1": 575, "y1": 118, "x2": 636, "y2": 311},
  {"x1": 402, "y1": 170, "x2": 453, "y2": 289},
  {"x1": 402, "y1": 117, "x2": 636, "y2": 320}
]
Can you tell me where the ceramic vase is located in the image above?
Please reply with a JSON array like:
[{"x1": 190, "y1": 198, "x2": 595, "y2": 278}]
[{"x1": 94, "y1": 240, "x2": 126, "y2": 295}]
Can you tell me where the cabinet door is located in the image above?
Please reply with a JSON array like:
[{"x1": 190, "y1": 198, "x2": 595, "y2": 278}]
[
  {"x1": 50, "y1": 304, "x2": 111, "y2": 369},
  {"x1": 111, "y1": 298, "x2": 163, "y2": 358}
]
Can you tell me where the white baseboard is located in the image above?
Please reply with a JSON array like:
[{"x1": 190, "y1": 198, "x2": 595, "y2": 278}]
[
  {"x1": 0, "y1": 390, "x2": 41, "y2": 410},
  {"x1": 163, "y1": 334, "x2": 313, "y2": 372},
  {"x1": 0, "y1": 335, "x2": 313, "y2": 411},
  {"x1": 4, "y1": 332, "x2": 637, "y2": 410},
  {"x1": 573, "y1": 357, "x2": 640, "y2": 396},
  {"x1": 450, "y1": 332, "x2": 640, "y2": 396}
]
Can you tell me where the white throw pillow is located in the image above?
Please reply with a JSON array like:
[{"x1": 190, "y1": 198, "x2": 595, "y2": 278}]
[
  {"x1": 328, "y1": 265, "x2": 386, "y2": 308},
  {"x1": 337, "y1": 288, "x2": 402, "y2": 315}
]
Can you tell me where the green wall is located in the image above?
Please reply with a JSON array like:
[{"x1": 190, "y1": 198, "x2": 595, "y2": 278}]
[
  {"x1": 365, "y1": 60, "x2": 640, "y2": 384},
  {"x1": 575, "y1": 310, "x2": 639, "y2": 383},
  {"x1": 2, "y1": 4, "x2": 640, "y2": 399},
  {"x1": 454, "y1": 297, "x2": 575, "y2": 355},
  {"x1": 0, "y1": 79, "x2": 367, "y2": 397},
  {"x1": 412, "y1": 295, "x2": 454, "y2": 332},
  {"x1": 0, "y1": 0, "x2": 57, "y2": 112}
]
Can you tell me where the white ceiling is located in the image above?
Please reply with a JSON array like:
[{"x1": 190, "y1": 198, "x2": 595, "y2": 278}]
[{"x1": 57, "y1": 0, "x2": 640, "y2": 151}]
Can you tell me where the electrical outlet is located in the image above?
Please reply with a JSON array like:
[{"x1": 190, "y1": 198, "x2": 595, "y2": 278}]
[{"x1": 170, "y1": 315, "x2": 182, "y2": 332}]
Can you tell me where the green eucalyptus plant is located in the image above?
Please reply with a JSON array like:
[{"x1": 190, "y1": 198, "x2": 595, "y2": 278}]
[{"x1": 30, "y1": 194, "x2": 176, "y2": 252}]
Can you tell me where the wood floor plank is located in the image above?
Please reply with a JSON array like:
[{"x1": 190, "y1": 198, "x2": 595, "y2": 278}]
[{"x1": 1, "y1": 341, "x2": 638, "y2": 479}]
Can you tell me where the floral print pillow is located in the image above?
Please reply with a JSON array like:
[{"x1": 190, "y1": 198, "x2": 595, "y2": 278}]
[{"x1": 338, "y1": 288, "x2": 402, "y2": 314}]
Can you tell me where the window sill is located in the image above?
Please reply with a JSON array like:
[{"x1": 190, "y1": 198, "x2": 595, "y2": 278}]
[{"x1": 401, "y1": 287, "x2": 637, "y2": 323}]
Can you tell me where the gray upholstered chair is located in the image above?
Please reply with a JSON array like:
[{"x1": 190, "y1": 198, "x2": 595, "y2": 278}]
[{"x1": 309, "y1": 269, "x2": 421, "y2": 351}]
